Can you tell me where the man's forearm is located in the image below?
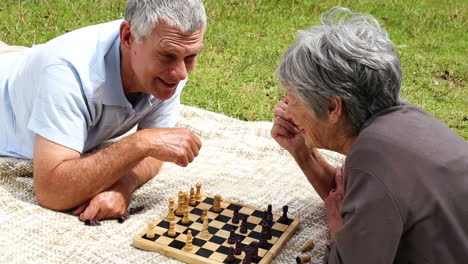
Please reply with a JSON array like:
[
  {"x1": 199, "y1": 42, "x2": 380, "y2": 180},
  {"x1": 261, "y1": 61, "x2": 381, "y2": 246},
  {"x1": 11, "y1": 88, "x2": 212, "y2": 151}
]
[
  {"x1": 34, "y1": 132, "x2": 150, "y2": 210},
  {"x1": 293, "y1": 148, "x2": 336, "y2": 200}
]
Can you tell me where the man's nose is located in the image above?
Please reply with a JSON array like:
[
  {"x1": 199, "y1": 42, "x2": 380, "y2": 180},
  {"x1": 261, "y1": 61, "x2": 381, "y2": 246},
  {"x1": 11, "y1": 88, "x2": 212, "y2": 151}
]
[{"x1": 169, "y1": 60, "x2": 188, "y2": 81}]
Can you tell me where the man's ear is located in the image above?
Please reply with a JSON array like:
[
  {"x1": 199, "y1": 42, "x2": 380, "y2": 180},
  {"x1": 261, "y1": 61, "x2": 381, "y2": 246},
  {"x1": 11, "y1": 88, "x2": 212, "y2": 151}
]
[
  {"x1": 120, "y1": 21, "x2": 134, "y2": 50},
  {"x1": 328, "y1": 97, "x2": 343, "y2": 124}
]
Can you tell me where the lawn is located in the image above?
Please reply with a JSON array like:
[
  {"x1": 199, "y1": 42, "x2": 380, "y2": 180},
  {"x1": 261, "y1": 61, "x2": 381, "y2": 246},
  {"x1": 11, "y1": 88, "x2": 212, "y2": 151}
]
[{"x1": 0, "y1": 0, "x2": 466, "y2": 139}]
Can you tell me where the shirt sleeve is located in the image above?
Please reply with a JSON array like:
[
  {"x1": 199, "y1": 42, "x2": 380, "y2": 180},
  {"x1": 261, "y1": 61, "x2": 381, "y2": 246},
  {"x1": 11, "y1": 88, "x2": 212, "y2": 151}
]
[
  {"x1": 27, "y1": 64, "x2": 90, "y2": 153},
  {"x1": 137, "y1": 78, "x2": 186, "y2": 130},
  {"x1": 324, "y1": 168, "x2": 403, "y2": 264}
]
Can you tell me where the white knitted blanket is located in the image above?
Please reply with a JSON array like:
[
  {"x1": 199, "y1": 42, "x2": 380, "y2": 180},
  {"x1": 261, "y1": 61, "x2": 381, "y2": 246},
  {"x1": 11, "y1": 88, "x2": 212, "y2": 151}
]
[{"x1": 0, "y1": 43, "x2": 345, "y2": 263}]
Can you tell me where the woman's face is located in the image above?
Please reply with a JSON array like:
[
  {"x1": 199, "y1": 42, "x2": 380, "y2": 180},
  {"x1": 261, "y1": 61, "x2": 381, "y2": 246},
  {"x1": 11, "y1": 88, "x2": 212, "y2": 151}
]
[{"x1": 285, "y1": 93, "x2": 330, "y2": 149}]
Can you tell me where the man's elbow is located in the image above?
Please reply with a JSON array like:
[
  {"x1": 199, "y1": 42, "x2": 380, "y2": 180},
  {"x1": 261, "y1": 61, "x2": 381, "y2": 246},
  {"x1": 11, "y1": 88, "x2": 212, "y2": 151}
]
[{"x1": 34, "y1": 181, "x2": 80, "y2": 211}]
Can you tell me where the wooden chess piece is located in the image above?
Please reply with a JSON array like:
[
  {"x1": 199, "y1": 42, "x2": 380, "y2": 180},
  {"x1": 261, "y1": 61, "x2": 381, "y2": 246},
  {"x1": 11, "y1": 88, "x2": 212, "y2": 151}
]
[
  {"x1": 227, "y1": 227, "x2": 237, "y2": 244},
  {"x1": 185, "y1": 230, "x2": 193, "y2": 251},
  {"x1": 232, "y1": 205, "x2": 240, "y2": 224},
  {"x1": 240, "y1": 215, "x2": 248, "y2": 234},
  {"x1": 278, "y1": 205, "x2": 289, "y2": 224},
  {"x1": 249, "y1": 241, "x2": 260, "y2": 263},
  {"x1": 167, "y1": 197, "x2": 175, "y2": 221},
  {"x1": 176, "y1": 191, "x2": 184, "y2": 216},
  {"x1": 201, "y1": 208, "x2": 208, "y2": 222},
  {"x1": 168, "y1": 221, "x2": 176, "y2": 237},
  {"x1": 195, "y1": 183, "x2": 202, "y2": 201},
  {"x1": 296, "y1": 255, "x2": 311, "y2": 263},
  {"x1": 300, "y1": 240, "x2": 315, "y2": 253},
  {"x1": 189, "y1": 187, "x2": 196, "y2": 206},
  {"x1": 182, "y1": 208, "x2": 191, "y2": 224},
  {"x1": 200, "y1": 217, "x2": 210, "y2": 239},
  {"x1": 234, "y1": 241, "x2": 242, "y2": 255},
  {"x1": 213, "y1": 194, "x2": 222, "y2": 212},
  {"x1": 183, "y1": 192, "x2": 189, "y2": 212},
  {"x1": 146, "y1": 220, "x2": 157, "y2": 238},
  {"x1": 225, "y1": 247, "x2": 236, "y2": 264}
]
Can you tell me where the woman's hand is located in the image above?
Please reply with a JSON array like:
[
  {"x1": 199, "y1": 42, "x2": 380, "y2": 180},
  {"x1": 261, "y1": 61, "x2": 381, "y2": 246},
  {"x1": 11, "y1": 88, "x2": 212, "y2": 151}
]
[
  {"x1": 325, "y1": 167, "x2": 345, "y2": 241},
  {"x1": 271, "y1": 100, "x2": 308, "y2": 156}
]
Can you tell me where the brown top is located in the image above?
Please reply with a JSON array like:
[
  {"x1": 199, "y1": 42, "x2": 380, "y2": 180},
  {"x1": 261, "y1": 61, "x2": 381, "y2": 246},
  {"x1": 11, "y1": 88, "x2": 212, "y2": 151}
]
[{"x1": 325, "y1": 104, "x2": 468, "y2": 264}]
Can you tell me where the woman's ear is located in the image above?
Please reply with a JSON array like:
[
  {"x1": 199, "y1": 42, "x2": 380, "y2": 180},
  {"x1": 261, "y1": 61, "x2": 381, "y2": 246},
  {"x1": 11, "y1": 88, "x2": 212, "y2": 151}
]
[{"x1": 328, "y1": 97, "x2": 343, "y2": 124}]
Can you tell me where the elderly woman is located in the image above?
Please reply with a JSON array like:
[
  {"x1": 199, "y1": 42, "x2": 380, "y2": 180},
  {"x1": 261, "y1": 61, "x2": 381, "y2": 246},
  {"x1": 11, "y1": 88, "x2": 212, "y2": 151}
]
[{"x1": 271, "y1": 7, "x2": 468, "y2": 263}]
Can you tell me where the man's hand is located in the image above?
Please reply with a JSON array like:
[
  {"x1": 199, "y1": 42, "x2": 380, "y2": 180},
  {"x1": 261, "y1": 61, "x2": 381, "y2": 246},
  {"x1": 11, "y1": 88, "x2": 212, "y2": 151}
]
[
  {"x1": 139, "y1": 128, "x2": 202, "y2": 167},
  {"x1": 271, "y1": 100, "x2": 308, "y2": 156},
  {"x1": 72, "y1": 174, "x2": 136, "y2": 221},
  {"x1": 325, "y1": 167, "x2": 345, "y2": 241}
]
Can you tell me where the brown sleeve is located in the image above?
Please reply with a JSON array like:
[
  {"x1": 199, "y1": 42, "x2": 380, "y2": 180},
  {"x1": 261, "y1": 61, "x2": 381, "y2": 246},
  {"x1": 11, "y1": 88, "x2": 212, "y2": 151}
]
[{"x1": 324, "y1": 168, "x2": 403, "y2": 264}]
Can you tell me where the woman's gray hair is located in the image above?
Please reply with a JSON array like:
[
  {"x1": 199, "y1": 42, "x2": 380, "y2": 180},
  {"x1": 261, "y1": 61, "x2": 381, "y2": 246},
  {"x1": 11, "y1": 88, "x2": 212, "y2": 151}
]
[
  {"x1": 125, "y1": 0, "x2": 207, "y2": 41},
  {"x1": 278, "y1": 7, "x2": 403, "y2": 133}
]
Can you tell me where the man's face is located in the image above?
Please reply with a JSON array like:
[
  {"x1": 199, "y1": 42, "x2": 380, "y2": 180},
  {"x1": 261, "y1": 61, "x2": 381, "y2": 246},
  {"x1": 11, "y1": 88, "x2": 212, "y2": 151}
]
[{"x1": 128, "y1": 21, "x2": 205, "y2": 100}]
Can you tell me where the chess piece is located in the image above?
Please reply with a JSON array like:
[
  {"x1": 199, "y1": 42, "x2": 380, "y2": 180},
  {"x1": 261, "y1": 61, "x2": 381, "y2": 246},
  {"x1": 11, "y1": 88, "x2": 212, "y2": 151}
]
[
  {"x1": 213, "y1": 194, "x2": 222, "y2": 212},
  {"x1": 228, "y1": 227, "x2": 237, "y2": 244},
  {"x1": 225, "y1": 247, "x2": 236, "y2": 264},
  {"x1": 201, "y1": 208, "x2": 208, "y2": 222},
  {"x1": 200, "y1": 217, "x2": 210, "y2": 239},
  {"x1": 185, "y1": 230, "x2": 193, "y2": 251},
  {"x1": 232, "y1": 206, "x2": 240, "y2": 224},
  {"x1": 189, "y1": 187, "x2": 196, "y2": 206},
  {"x1": 167, "y1": 197, "x2": 176, "y2": 221},
  {"x1": 249, "y1": 241, "x2": 260, "y2": 263},
  {"x1": 260, "y1": 210, "x2": 268, "y2": 226},
  {"x1": 168, "y1": 221, "x2": 176, "y2": 237},
  {"x1": 176, "y1": 191, "x2": 184, "y2": 216},
  {"x1": 234, "y1": 241, "x2": 242, "y2": 255},
  {"x1": 146, "y1": 220, "x2": 157, "y2": 238},
  {"x1": 240, "y1": 215, "x2": 248, "y2": 234},
  {"x1": 195, "y1": 183, "x2": 202, "y2": 201},
  {"x1": 242, "y1": 246, "x2": 252, "y2": 264},
  {"x1": 267, "y1": 204, "x2": 272, "y2": 217},
  {"x1": 266, "y1": 213, "x2": 273, "y2": 227},
  {"x1": 258, "y1": 230, "x2": 268, "y2": 247},
  {"x1": 182, "y1": 208, "x2": 191, "y2": 224},
  {"x1": 261, "y1": 220, "x2": 272, "y2": 239},
  {"x1": 296, "y1": 255, "x2": 311, "y2": 264},
  {"x1": 278, "y1": 205, "x2": 289, "y2": 224},
  {"x1": 183, "y1": 192, "x2": 189, "y2": 212},
  {"x1": 300, "y1": 240, "x2": 315, "y2": 253}
]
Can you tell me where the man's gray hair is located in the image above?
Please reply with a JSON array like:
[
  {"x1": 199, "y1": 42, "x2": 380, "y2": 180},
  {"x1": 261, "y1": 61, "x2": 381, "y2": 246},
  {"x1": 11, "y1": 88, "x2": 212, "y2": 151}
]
[
  {"x1": 125, "y1": 0, "x2": 207, "y2": 41},
  {"x1": 278, "y1": 7, "x2": 403, "y2": 133}
]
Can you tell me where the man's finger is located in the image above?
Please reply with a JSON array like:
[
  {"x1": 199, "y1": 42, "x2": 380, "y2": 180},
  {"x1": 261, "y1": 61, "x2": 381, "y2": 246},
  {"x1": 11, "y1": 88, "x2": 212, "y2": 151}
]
[
  {"x1": 79, "y1": 202, "x2": 101, "y2": 221},
  {"x1": 275, "y1": 116, "x2": 299, "y2": 134},
  {"x1": 72, "y1": 203, "x2": 88, "y2": 216}
]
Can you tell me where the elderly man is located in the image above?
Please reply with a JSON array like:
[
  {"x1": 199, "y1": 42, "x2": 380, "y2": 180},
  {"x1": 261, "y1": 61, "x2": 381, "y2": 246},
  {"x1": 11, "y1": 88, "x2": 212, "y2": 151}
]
[
  {"x1": 0, "y1": 0, "x2": 205, "y2": 221},
  {"x1": 272, "y1": 7, "x2": 468, "y2": 263}
]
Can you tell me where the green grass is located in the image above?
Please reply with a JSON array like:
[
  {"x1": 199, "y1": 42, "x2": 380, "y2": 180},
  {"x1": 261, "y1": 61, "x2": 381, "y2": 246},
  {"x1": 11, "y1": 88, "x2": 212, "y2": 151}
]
[{"x1": 1, "y1": 0, "x2": 466, "y2": 139}]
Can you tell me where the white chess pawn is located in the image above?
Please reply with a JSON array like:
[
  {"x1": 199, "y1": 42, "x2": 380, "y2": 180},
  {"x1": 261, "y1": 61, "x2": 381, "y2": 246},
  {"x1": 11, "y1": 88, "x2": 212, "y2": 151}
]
[
  {"x1": 200, "y1": 217, "x2": 210, "y2": 239},
  {"x1": 185, "y1": 230, "x2": 193, "y2": 251},
  {"x1": 146, "y1": 220, "x2": 157, "y2": 238}
]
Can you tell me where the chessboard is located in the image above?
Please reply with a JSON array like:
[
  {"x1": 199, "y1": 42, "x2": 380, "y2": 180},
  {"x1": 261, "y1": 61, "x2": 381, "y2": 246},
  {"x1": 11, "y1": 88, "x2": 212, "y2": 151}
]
[{"x1": 133, "y1": 192, "x2": 300, "y2": 264}]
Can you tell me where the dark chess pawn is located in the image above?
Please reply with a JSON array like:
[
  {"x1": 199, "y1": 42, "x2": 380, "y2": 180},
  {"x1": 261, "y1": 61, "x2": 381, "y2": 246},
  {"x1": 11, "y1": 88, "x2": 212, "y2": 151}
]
[
  {"x1": 267, "y1": 204, "x2": 273, "y2": 217},
  {"x1": 242, "y1": 253, "x2": 252, "y2": 264},
  {"x1": 258, "y1": 230, "x2": 269, "y2": 248},
  {"x1": 249, "y1": 241, "x2": 261, "y2": 263},
  {"x1": 232, "y1": 206, "x2": 240, "y2": 224},
  {"x1": 240, "y1": 215, "x2": 248, "y2": 234},
  {"x1": 224, "y1": 247, "x2": 236, "y2": 264},
  {"x1": 228, "y1": 227, "x2": 237, "y2": 244},
  {"x1": 261, "y1": 221, "x2": 272, "y2": 240},
  {"x1": 266, "y1": 213, "x2": 273, "y2": 228},
  {"x1": 278, "y1": 205, "x2": 289, "y2": 224},
  {"x1": 234, "y1": 241, "x2": 242, "y2": 255},
  {"x1": 260, "y1": 211, "x2": 268, "y2": 226}
]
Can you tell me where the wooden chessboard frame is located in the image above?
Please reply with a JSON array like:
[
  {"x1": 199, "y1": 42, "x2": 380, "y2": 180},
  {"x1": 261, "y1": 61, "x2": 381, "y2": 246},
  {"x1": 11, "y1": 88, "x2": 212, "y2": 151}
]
[{"x1": 133, "y1": 194, "x2": 300, "y2": 264}]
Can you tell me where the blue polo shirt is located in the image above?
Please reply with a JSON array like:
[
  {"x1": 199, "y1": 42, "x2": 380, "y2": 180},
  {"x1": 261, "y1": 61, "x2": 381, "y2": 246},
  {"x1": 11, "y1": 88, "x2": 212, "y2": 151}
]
[{"x1": 0, "y1": 20, "x2": 184, "y2": 159}]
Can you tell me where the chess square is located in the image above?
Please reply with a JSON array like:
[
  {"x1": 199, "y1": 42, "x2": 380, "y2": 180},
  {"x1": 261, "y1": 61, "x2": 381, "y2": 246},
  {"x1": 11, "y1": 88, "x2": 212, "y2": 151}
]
[
  {"x1": 210, "y1": 220, "x2": 225, "y2": 229},
  {"x1": 214, "y1": 229, "x2": 230, "y2": 238},
  {"x1": 209, "y1": 252, "x2": 228, "y2": 262},
  {"x1": 168, "y1": 239, "x2": 185, "y2": 250},
  {"x1": 239, "y1": 207, "x2": 254, "y2": 215},
  {"x1": 226, "y1": 204, "x2": 241, "y2": 211},
  {"x1": 157, "y1": 220, "x2": 170, "y2": 229},
  {"x1": 248, "y1": 230, "x2": 262, "y2": 240},
  {"x1": 271, "y1": 229, "x2": 283, "y2": 238},
  {"x1": 190, "y1": 207, "x2": 203, "y2": 216},
  {"x1": 195, "y1": 248, "x2": 213, "y2": 258},
  {"x1": 215, "y1": 214, "x2": 230, "y2": 223},
  {"x1": 221, "y1": 223, "x2": 238, "y2": 232},
  {"x1": 272, "y1": 222, "x2": 288, "y2": 232},
  {"x1": 216, "y1": 245, "x2": 231, "y2": 255},
  {"x1": 142, "y1": 233, "x2": 160, "y2": 242},
  {"x1": 192, "y1": 237, "x2": 207, "y2": 247},
  {"x1": 248, "y1": 216, "x2": 262, "y2": 225},
  {"x1": 203, "y1": 241, "x2": 221, "y2": 251},
  {"x1": 182, "y1": 229, "x2": 200, "y2": 237},
  {"x1": 209, "y1": 235, "x2": 226, "y2": 244},
  {"x1": 202, "y1": 197, "x2": 214, "y2": 205},
  {"x1": 251, "y1": 210, "x2": 264, "y2": 218},
  {"x1": 156, "y1": 235, "x2": 174, "y2": 245}
]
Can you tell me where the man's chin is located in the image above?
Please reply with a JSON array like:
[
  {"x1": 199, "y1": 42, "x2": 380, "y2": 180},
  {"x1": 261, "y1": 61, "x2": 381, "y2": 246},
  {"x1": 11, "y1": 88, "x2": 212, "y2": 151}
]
[{"x1": 152, "y1": 90, "x2": 176, "y2": 100}]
